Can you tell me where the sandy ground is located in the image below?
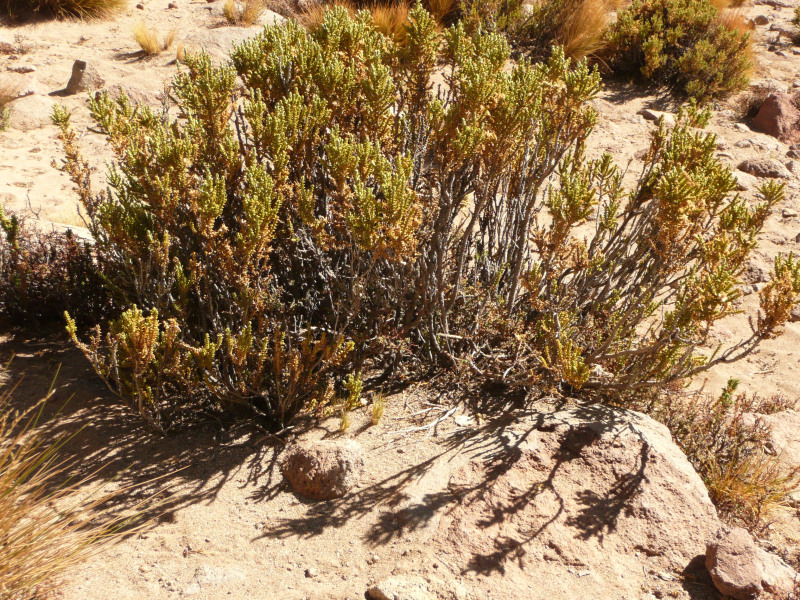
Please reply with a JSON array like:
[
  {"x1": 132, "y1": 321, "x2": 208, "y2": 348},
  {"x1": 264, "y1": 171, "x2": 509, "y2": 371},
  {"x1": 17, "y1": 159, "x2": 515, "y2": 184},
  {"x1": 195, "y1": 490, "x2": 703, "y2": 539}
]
[{"x1": 2, "y1": 1, "x2": 800, "y2": 599}]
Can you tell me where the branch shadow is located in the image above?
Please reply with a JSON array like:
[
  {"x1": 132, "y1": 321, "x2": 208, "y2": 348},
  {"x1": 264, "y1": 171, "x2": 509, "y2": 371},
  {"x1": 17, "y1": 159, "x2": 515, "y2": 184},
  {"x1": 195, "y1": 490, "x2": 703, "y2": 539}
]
[{"x1": 0, "y1": 328, "x2": 285, "y2": 529}]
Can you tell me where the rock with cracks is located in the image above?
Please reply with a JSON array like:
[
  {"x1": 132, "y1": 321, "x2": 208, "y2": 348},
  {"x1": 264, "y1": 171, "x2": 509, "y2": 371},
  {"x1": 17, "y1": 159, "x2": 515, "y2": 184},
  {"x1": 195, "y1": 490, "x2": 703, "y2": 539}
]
[{"x1": 281, "y1": 439, "x2": 364, "y2": 500}]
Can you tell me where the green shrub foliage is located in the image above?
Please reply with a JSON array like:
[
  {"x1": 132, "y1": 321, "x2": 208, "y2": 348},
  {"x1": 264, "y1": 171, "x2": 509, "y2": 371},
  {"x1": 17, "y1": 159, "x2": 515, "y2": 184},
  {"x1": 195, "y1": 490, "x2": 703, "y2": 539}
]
[
  {"x1": 605, "y1": 0, "x2": 751, "y2": 100},
  {"x1": 58, "y1": 7, "x2": 799, "y2": 430}
]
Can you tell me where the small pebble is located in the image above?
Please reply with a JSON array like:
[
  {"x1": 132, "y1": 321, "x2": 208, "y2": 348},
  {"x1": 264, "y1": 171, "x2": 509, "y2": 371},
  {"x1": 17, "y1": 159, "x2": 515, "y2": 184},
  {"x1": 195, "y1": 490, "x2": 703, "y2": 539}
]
[{"x1": 168, "y1": 1, "x2": 177, "y2": 7}]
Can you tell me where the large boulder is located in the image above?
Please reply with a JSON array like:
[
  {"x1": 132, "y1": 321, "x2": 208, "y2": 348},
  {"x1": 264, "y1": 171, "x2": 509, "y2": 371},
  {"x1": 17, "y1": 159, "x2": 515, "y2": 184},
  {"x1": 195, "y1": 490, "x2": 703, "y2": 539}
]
[
  {"x1": 751, "y1": 93, "x2": 800, "y2": 144},
  {"x1": 281, "y1": 439, "x2": 364, "y2": 500},
  {"x1": 431, "y1": 405, "x2": 723, "y2": 599}
]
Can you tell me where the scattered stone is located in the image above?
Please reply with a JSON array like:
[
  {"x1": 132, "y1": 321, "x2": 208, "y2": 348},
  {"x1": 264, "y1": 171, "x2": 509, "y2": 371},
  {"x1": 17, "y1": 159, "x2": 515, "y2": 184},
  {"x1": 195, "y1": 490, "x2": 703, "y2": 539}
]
[
  {"x1": 751, "y1": 93, "x2": 800, "y2": 144},
  {"x1": 734, "y1": 123, "x2": 751, "y2": 134},
  {"x1": 281, "y1": 439, "x2": 364, "y2": 500},
  {"x1": 788, "y1": 144, "x2": 800, "y2": 159},
  {"x1": 6, "y1": 65, "x2": 35, "y2": 74},
  {"x1": 706, "y1": 526, "x2": 799, "y2": 600},
  {"x1": 638, "y1": 108, "x2": 676, "y2": 127},
  {"x1": 737, "y1": 158, "x2": 792, "y2": 179},
  {"x1": 99, "y1": 84, "x2": 162, "y2": 107},
  {"x1": 65, "y1": 60, "x2": 104, "y2": 95},
  {"x1": 791, "y1": 306, "x2": 800, "y2": 322},
  {"x1": 753, "y1": 14, "x2": 770, "y2": 25},
  {"x1": 735, "y1": 172, "x2": 759, "y2": 191},
  {"x1": 136, "y1": 2, "x2": 144, "y2": 7},
  {"x1": 367, "y1": 576, "x2": 435, "y2": 600},
  {"x1": 743, "y1": 262, "x2": 768, "y2": 285},
  {"x1": 304, "y1": 567, "x2": 319, "y2": 578},
  {"x1": 706, "y1": 527, "x2": 764, "y2": 600},
  {"x1": 168, "y1": 1, "x2": 178, "y2": 7},
  {"x1": 783, "y1": 208, "x2": 798, "y2": 218}
]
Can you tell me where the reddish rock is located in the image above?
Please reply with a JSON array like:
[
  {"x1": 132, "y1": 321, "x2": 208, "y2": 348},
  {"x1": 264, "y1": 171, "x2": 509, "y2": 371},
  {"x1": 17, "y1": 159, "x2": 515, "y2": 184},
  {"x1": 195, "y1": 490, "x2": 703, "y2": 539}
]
[
  {"x1": 751, "y1": 93, "x2": 800, "y2": 144},
  {"x1": 706, "y1": 526, "x2": 799, "y2": 599},
  {"x1": 281, "y1": 439, "x2": 364, "y2": 500},
  {"x1": 706, "y1": 527, "x2": 764, "y2": 599}
]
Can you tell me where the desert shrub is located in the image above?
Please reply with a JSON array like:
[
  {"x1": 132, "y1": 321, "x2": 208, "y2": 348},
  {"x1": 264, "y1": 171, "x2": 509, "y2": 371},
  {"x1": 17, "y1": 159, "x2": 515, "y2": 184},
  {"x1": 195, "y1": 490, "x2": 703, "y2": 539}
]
[
  {"x1": 57, "y1": 7, "x2": 799, "y2": 432},
  {"x1": 640, "y1": 380, "x2": 799, "y2": 528},
  {"x1": 605, "y1": 0, "x2": 752, "y2": 100},
  {"x1": 0, "y1": 378, "x2": 131, "y2": 600},
  {"x1": 0, "y1": 208, "x2": 108, "y2": 327},
  {"x1": 0, "y1": 0, "x2": 124, "y2": 20}
]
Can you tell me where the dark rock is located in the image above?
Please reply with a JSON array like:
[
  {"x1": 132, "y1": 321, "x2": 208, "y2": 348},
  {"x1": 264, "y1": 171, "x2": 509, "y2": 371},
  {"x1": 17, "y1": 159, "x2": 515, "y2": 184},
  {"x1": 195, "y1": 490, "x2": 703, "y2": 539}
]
[{"x1": 65, "y1": 60, "x2": 104, "y2": 95}]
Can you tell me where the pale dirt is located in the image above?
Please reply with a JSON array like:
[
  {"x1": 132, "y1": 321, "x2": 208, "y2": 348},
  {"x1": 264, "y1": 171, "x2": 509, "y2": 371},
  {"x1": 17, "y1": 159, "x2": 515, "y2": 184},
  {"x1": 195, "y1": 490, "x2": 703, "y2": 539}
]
[{"x1": 2, "y1": 1, "x2": 800, "y2": 599}]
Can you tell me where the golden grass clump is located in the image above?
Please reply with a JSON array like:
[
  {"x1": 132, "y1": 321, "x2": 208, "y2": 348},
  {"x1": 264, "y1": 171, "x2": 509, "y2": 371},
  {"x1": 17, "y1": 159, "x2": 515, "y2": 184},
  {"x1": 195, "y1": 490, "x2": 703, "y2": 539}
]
[
  {"x1": 558, "y1": 0, "x2": 622, "y2": 63},
  {"x1": 0, "y1": 77, "x2": 20, "y2": 130},
  {"x1": 0, "y1": 0, "x2": 125, "y2": 20},
  {"x1": 370, "y1": 393, "x2": 387, "y2": 426},
  {"x1": 300, "y1": 0, "x2": 455, "y2": 41},
  {"x1": 641, "y1": 380, "x2": 800, "y2": 530},
  {"x1": 133, "y1": 23, "x2": 176, "y2": 56},
  {"x1": 223, "y1": 0, "x2": 266, "y2": 25},
  {"x1": 0, "y1": 377, "x2": 129, "y2": 600}
]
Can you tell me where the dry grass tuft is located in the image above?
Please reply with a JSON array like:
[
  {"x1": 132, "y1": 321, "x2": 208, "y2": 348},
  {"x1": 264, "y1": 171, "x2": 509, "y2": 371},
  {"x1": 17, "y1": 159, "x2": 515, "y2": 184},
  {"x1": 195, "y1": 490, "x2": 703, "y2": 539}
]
[
  {"x1": 223, "y1": 0, "x2": 266, "y2": 25},
  {"x1": 559, "y1": 0, "x2": 620, "y2": 63},
  {"x1": 0, "y1": 77, "x2": 21, "y2": 131},
  {"x1": 0, "y1": 0, "x2": 125, "y2": 20},
  {"x1": 370, "y1": 1, "x2": 411, "y2": 41},
  {"x1": 370, "y1": 393, "x2": 388, "y2": 425},
  {"x1": 511, "y1": 0, "x2": 623, "y2": 63},
  {"x1": 133, "y1": 23, "x2": 176, "y2": 56},
  {"x1": 641, "y1": 380, "x2": 799, "y2": 530},
  {"x1": 0, "y1": 374, "x2": 138, "y2": 600},
  {"x1": 300, "y1": 0, "x2": 417, "y2": 41}
]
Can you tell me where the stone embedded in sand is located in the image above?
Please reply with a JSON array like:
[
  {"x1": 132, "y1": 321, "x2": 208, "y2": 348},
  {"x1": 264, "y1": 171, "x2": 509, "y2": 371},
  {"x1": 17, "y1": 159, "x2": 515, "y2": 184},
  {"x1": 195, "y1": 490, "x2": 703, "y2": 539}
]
[
  {"x1": 706, "y1": 527, "x2": 764, "y2": 600},
  {"x1": 367, "y1": 576, "x2": 435, "y2": 600},
  {"x1": 751, "y1": 93, "x2": 800, "y2": 144},
  {"x1": 638, "y1": 108, "x2": 676, "y2": 127},
  {"x1": 281, "y1": 439, "x2": 364, "y2": 500},
  {"x1": 706, "y1": 526, "x2": 798, "y2": 600},
  {"x1": 65, "y1": 60, "x2": 105, "y2": 96},
  {"x1": 737, "y1": 157, "x2": 792, "y2": 179},
  {"x1": 5, "y1": 95, "x2": 55, "y2": 131}
]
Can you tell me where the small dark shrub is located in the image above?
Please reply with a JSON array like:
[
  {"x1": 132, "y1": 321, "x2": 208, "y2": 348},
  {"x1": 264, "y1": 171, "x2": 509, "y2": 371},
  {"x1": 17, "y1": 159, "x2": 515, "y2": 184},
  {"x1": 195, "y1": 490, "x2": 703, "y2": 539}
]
[
  {"x1": 605, "y1": 0, "x2": 752, "y2": 100},
  {"x1": 0, "y1": 209, "x2": 108, "y2": 327},
  {"x1": 58, "y1": 7, "x2": 799, "y2": 432}
]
